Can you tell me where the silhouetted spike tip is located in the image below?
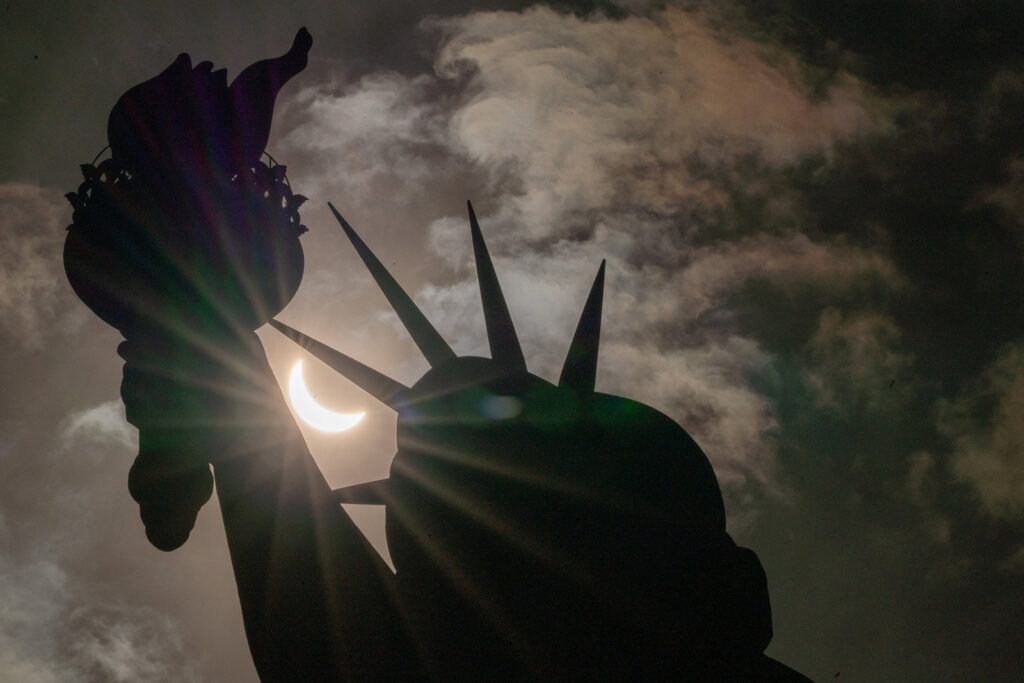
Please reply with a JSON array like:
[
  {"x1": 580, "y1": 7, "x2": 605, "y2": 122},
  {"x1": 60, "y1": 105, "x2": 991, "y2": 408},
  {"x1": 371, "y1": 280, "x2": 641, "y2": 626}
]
[
  {"x1": 468, "y1": 201, "x2": 526, "y2": 373},
  {"x1": 328, "y1": 203, "x2": 455, "y2": 367},
  {"x1": 269, "y1": 318, "x2": 409, "y2": 408},
  {"x1": 332, "y1": 478, "x2": 391, "y2": 505},
  {"x1": 559, "y1": 260, "x2": 605, "y2": 393}
]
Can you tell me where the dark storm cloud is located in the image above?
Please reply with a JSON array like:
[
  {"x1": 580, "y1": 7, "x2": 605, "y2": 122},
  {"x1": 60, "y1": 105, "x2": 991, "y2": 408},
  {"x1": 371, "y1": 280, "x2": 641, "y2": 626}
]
[
  {"x1": 729, "y1": 15, "x2": 1024, "y2": 527},
  {"x1": 737, "y1": 0, "x2": 1024, "y2": 90}
]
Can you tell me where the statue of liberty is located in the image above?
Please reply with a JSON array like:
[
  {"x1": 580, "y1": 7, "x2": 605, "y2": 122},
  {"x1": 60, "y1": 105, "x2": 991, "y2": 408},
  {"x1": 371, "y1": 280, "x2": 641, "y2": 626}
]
[{"x1": 65, "y1": 28, "x2": 810, "y2": 682}]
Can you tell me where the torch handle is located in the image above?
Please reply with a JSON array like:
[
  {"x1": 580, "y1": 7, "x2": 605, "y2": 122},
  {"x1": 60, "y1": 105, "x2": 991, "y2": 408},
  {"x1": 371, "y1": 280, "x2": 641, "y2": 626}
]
[{"x1": 118, "y1": 329, "x2": 267, "y2": 550}]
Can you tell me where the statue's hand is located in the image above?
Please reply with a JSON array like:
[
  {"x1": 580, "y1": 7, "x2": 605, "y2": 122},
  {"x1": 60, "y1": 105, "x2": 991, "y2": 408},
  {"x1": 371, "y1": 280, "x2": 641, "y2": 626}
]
[{"x1": 117, "y1": 328, "x2": 280, "y2": 551}]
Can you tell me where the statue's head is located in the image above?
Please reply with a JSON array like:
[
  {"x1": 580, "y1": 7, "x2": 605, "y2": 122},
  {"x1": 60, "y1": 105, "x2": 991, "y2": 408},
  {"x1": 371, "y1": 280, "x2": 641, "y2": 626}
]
[
  {"x1": 274, "y1": 202, "x2": 771, "y2": 656},
  {"x1": 385, "y1": 351, "x2": 728, "y2": 589}
]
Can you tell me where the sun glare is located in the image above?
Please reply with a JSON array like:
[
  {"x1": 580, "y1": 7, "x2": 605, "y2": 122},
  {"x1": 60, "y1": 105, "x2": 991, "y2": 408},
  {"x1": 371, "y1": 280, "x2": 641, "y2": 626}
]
[{"x1": 288, "y1": 360, "x2": 365, "y2": 432}]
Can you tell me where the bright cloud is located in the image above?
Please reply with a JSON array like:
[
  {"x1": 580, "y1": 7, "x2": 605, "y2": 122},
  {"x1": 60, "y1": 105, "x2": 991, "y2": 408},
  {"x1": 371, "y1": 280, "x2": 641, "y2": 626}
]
[
  {"x1": 279, "y1": 5, "x2": 901, "y2": 497},
  {"x1": 60, "y1": 400, "x2": 136, "y2": 453},
  {"x1": 432, "y1": 6, "x2": 887, "y2": 236}
]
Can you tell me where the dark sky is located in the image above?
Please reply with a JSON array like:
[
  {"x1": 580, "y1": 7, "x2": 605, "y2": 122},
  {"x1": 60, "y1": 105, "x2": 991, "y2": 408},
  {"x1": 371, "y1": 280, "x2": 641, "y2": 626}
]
[{"x1": 3, "y1": 1, "x2": 1024, "y2": 680}]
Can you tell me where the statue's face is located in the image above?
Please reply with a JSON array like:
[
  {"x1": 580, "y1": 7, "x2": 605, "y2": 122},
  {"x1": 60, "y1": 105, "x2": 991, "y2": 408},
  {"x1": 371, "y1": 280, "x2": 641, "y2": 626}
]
[{"x1": 385, "y1": 356, "x2": 727, "y2": 596}]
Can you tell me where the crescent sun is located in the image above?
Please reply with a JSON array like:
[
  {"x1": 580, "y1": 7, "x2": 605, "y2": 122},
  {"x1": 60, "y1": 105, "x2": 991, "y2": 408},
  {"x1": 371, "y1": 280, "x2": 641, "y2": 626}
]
[{"x1": 288, "y1": 360, "x2": 365, "y2": 432}]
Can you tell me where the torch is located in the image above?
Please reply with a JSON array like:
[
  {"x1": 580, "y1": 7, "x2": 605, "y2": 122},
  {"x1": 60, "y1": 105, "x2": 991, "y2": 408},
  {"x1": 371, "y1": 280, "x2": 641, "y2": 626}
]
[{"x1": 64, "y1": 29, "x2": 312, "y2": 550}]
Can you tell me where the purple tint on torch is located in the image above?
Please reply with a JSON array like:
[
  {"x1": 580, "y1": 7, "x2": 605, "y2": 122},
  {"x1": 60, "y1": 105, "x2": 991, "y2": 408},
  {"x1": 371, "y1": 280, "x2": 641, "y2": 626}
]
[{"x1": 107, "y1": 27, "x2": 312, "y2": 186}]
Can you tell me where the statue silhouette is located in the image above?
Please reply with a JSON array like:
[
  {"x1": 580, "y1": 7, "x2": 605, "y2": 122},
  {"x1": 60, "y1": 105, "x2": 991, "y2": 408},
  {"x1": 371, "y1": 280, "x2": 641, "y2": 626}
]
[{"x1": 64, "y1": 28, "x2": 812, "y2": 682}]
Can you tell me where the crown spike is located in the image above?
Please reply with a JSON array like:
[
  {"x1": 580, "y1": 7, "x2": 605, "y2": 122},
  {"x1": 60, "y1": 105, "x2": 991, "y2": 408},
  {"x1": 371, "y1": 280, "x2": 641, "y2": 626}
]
[
  {"x1": 329, "y1": 203, "x2": 455, "y2": 367},
  {"x1": 332, "y1": 478, "x2": 391, "y2": 505},
  {"x1": 269, "y1": 319, "x2": 408, "y2": 408},
  {"x1": 558, "y1": 260, "x2": 605, "y2": 393},
  {"x1": 468, "y1": 201, "x2": 526, "y2": 372}
]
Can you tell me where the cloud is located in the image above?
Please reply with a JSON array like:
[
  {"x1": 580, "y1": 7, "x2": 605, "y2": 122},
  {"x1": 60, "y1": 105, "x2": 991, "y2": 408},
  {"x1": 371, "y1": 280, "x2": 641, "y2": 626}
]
[
  {"x1": 0, "y1": 432, "x2": 202, "y2": 683},
  {"x1": 602, "y1": 337, "x2": 778, "y2": 490},
  {"x1": 0, "y1": 551, "x2": 199, "y2": 683},
  {"x1": 982, "y1": 154, "x2": 1024, "y2": 253},
  {"x1": 0, "y1": 400, "x2": 194, "y2": 682},
  {"x1": 941, "y1": 341, "x2": 1024, "y2": 518},
  {"x1": 281, "y1": 72, "x2": 452, "y2": 208},
  {"x1": 60, "y1": 400, "x2": 136, "y2": 453},
  {"x1": 282, "y1": 5, "x2": 889, "y2": 236},
  {"x1": 67, "y1": 604, "x2": 201, "y2": 683},
  {"x1": 276, "y1": 5, "x2": 902, "y2": 499},
  {"x1": 803, "y1": 308, "x2": 914, "y2": 415},
  {"x1": 430, "y1": 5, "x2": 888, "y2": 237},
  {"x1": 0, "y1": 183, "x2": 84, "y2": 349},
  {"x1": 0, "y1": 557, "x2": 67, "y2": 683}
]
